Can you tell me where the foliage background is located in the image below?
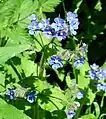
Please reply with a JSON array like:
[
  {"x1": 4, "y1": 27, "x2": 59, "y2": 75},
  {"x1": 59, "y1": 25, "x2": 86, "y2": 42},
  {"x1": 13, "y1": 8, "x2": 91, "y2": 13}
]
[{"x1": 0, "y1": 0, "x2": 106, "y2": 119}]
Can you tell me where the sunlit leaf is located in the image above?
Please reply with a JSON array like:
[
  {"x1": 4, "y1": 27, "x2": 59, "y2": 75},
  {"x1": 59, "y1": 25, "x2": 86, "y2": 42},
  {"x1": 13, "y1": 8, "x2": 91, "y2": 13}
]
[
  {"x1": 39, "y1": 0, "x2": 61, "y2": 12},
  {"x1": 0, "y1": 45, "x2": 30, "y2": 64},
  {"x1": 0, "y1": 98, "x2": 31, "y2": 119}
]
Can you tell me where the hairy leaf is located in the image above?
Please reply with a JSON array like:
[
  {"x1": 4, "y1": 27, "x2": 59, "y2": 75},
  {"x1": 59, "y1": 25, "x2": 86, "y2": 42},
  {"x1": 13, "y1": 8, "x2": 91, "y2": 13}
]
[
  {"x1": 0, "y1": 45, "x2": 30, "y2": 64},
  {"x1": 0, "y1": 98, "x2": 31, "y2": 119}
]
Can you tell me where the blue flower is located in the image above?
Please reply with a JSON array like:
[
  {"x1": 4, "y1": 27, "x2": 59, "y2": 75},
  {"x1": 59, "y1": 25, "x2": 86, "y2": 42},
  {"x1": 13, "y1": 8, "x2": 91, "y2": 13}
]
[
  {"x1": 43, "y1": 26, "x2": 55, "y2": 38},
  {"x1": 96, "y1": 83, "x2": 103, "y2": 90},
  {"x1": 89, "y1": 70, "x2": 97, "y2": 79},
  {"x1": 102, "y1": 84, "x2": 106, "y2": 92},
  {"x1": 56, "y1": 30, "x2": 67, "y2": 40},
  {"x1": 38, "y1": 18, "x2": 50, "y2": 30},
  {"x1": 90, "y1": 63, "x2": 99, "y2": 72},
  {"x1": 69, "y1": 21, "x2": 79, "y2": 35},
  {"x1": 66, "y1": 12, "x2": 78, "y2": 23},
  {"x1": 66, "y1": 111, "x2": 76, "y2": 118},
  {"x1": 101, "y1": 68, "x2": 106, "y2": 77},
  {"x1": 48, "y1": 56, "x2": 63, "y2": 70},
  {"x1": 51, "y1": 17, "x2": 66, "y2": 31},
  {"x1": 27, "y1": 91, "x2": 37, "y2": 103},
  {"x1": 6, "y1": 89, "x2": 15, "y2": 99},
  {"x1": 28, "y1": 21, "x2": 39, "y2": 35},
  {"x1": 81, "y1": 43, "x2": 87, "y2": 52},
  {"x1": 66, "y1": 11, "x2": 79, "y2": 35},
  {"x1": 96, "y1": 83, "x2": 106, "y2": 92},
  {"x1": 28, "y1": 14, "x2": 38, "y2": 21},
  {"x1": 76, "y1": 91, "x2": 84, "y2": 99},
  {"x1": 74, "y1": 57, "x2": 84, "y2": 68},
  {"x1": 96, "y1": 69, "x2": 106, "y2": 80}
]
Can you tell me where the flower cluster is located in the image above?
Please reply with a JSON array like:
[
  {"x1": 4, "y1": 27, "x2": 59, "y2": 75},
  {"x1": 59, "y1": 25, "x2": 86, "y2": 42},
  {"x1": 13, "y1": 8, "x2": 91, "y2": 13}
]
[
  {"x1": 74, "y1": 57, "x2": 85, "y2": 68},
  {"x1": 96, "y1": 83, "x2": 106, "y2": 92},
  {"x1": 28, "y1": 11, "x2": 79, "y2": 40},
  {"x1": 66, "y1": 101, "x2": 80, "y2": 118},
  {"x1": 89, "y1": 63, "x2": 106, "y2": 80},
  {"x1": 48, "y1": 55, "x2": 63, "y2": 70},
  {"x1": 66, "y1": 12, "x2": 79, "y2": 35},
  {"x1": 6, "y1": 89, "x2": 37, "y2": 103}
]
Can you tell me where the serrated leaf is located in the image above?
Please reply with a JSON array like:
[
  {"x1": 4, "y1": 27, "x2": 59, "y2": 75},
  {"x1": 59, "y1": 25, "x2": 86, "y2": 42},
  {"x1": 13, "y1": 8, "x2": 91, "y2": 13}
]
[
  {"x1": 0, "y1": 45, "x2": 30, "y2": 64},
  {"x1": 0, "y1": 98, "x2": 31, "y2": 119},
  {"x1": 0, "y1": 0, "x2": 15, "y2": 29},
  {"x1": 18, "y1": 0, "x2": 39, "y2": 20},
  {"x1": 39, "y1": 0, "x2": 61, "y2": 12},
  {"x1": 7, "y1": 28, "x2": 32, "y2": 46}
]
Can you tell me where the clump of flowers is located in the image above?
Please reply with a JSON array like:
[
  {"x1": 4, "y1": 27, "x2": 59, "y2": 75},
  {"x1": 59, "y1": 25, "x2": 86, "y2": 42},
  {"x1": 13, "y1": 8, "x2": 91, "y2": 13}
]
[
  {"x1": 6, "y1": 88, "x2": 15, "y2": 99},
  {"x1": 89, "y1": 63, "x2": 106, "y2": 80},
  {"x1": 66, "y1": 11, "x2": 79, "y2": 35},
  {"x1": 28, "y1": 11, "x2": 79, "y2": 40},
  {"x1": 66, "y1": 101, "x2": 81, "y2": 118},
  {"x1": 48, "y1": 55, "x2": 63, "y2": 70},
  {"x1": 96, "y1": 83, "x2": 106, "y2": 92},
  {"x1": 26, "y1": 91, "x2": 37, "y2": 103}
]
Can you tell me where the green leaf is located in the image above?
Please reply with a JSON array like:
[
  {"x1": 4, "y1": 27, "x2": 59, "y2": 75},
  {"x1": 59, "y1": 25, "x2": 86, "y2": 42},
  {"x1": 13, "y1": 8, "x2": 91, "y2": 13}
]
[
  {"x1": 0, "y1": 45, "x2": 30, "y2": 64},
  {"x1": 7, "y1": 28, "x2": 32, "y2": 46},
  {"x1": 81, "y1": 114, "x2": 96, "y2": 119},
  {"x1": 93, "y1": 102, "x2": 100, "y2": 118},
  {"x1": 0, "y1": 98, "x2": 31, "y2": 119},
  {"x1": 78, "y1": 62, "x2": 90, "y2": 89},
  {"x1": 38, "y1": 87, "x2": 65, "y2": 112},
  {"x1": 86, "y1": 88, "x2": 96, "y2": 105},
  {"x1": 21, "y1": 56, "x2": 37, "y2": 77},
  {"x1": 0, "y1": 72, "x2": 5, "y2": 86},
  {"x1": 35, "y1": 80, "x2": 66, "y2": 112},
  {"x1": 34, "y1": 34, "x2": 50, "y2": 52},
  {"x1": 39, "y1": 0, "x2": 61, "y2": 12},
  {"x1": 17, "y1": 0, "x2": 39, "y2": 20},
  {"x1": 94, "y1": 0, "x2": 102, "y2": 11}
]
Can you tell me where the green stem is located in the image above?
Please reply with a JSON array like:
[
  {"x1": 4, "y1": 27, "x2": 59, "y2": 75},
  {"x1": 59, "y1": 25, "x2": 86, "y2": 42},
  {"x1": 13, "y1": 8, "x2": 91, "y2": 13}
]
[
  {"x1": 33, "y1": 104, "x2": 36, "y2": 119},
  {"x1": 34, "y1": 37, "x2": 43, "y2": 49},
  {"x1": 38, "y1": 38, "x2": 55, "y2": 79},
  {"x1": 39, "y1": 51, "x2": 45, "y2": 79},
  {"x1": 100, "y1": 94, "x2": 104, "y2": 108},
  {"x1": 62, "y1": 0, "x2": 67, "y2": 17},
  {"x1": 9, "y1": 59, "x2": 22, "y2": 80},
  {"x1": 100, "y1": 114, "x2": 106, "y2": 119},
  {"x1": 36, "y1": 101, "x2": 39, "y2": 119},
  {"x1": 39, "y1": 34, "x2": 44, "y2": 47},
  {"x1": 72, "y1": 58, "x2": 78, "y2": 84},
  {"x1": 74, "y1": 104, "x2": 83, "y2": 119}
]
